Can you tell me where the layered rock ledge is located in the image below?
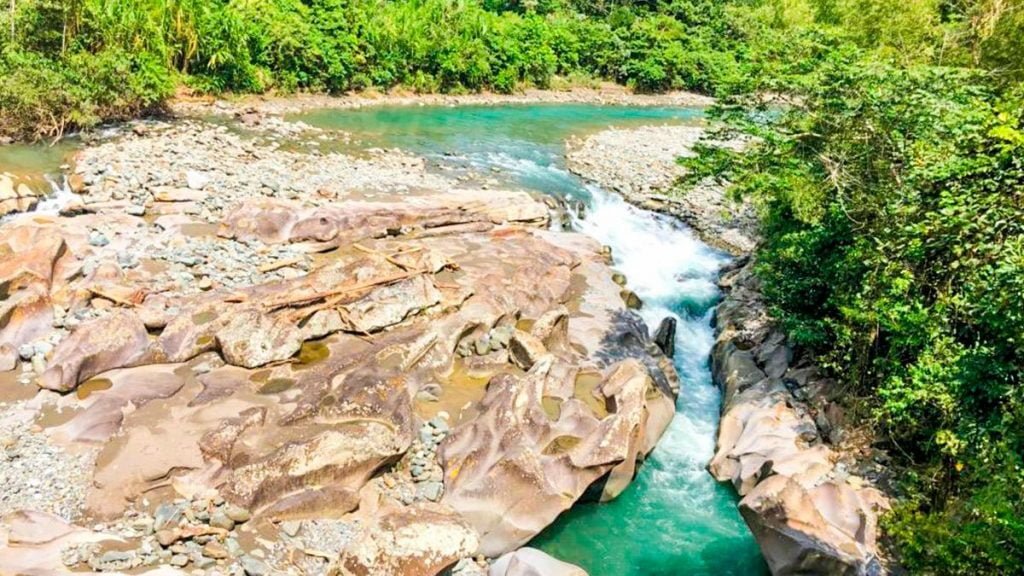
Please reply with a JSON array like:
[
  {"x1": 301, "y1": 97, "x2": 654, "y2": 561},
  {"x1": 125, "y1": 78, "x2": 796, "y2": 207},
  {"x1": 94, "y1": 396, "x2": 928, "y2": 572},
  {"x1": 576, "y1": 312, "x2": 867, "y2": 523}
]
[{"x1": 0, "y1": 117, "x2": 678, "y2": 575}]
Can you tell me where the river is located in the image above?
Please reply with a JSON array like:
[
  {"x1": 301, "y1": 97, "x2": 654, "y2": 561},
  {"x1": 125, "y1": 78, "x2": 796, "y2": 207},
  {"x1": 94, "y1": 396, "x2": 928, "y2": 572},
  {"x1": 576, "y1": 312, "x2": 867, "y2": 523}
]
[{"x1": 294, "y1": 104, "x2": 768, "y2": 575}]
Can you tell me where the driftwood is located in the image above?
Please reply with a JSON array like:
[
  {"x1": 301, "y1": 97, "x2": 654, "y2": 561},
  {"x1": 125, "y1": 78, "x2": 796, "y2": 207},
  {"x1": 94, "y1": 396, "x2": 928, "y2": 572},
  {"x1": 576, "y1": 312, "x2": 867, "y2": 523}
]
[{"x1": 265, "y1": 269, "x2": 429, "y2": 313}]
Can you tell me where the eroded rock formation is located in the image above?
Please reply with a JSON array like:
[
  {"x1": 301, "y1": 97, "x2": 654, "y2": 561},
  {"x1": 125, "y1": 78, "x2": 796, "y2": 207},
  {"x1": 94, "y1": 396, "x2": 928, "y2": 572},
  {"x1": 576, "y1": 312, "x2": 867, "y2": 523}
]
[
  {"x1": 0, "y1": 119, "x2": 677, "y2": 575},
  {"x1": 710, "y1": 259, "x2": 890, "y2": 576}
]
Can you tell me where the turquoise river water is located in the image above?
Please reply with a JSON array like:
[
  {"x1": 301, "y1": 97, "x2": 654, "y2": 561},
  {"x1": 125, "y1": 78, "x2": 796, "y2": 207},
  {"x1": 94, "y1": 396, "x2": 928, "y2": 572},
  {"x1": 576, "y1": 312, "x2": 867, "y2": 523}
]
[{"x1": 296, "y1": 104, "x2": 768, "y2": 575}]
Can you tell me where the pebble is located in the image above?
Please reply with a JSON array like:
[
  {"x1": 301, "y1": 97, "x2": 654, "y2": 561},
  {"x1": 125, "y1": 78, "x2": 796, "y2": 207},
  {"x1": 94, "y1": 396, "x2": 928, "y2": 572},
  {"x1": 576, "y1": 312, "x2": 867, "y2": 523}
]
[
  {"x1": 224, "y1": 504, "x2": 252, "y2": 523},
  {"x1": 209, "y1": 510, "x2": 235, "y2": 531},
  {"x1": 88, "y1": 230, "x2": 110, "y2": 247},
  {"x1": 203, "y1": 541, "x2": 230, "y2": 559},
  {"x1": 239, "y1": 554, "x2": 270, "y2": 576},
  {"x1": 417, "y1": 481, "x2": 444, "y2": 502},
  {"x1": 280, "y1": 520, "x2": 302, "y2": 537},
  {"x1": 170, "y1": 553, "x2": 190, "y2": 567},
  {"x1": 154, "y1": 503, "x2": 182, "y2": 531},
  {"x1": 156, "y1": 529, "x2": 178, "y2": 547}
]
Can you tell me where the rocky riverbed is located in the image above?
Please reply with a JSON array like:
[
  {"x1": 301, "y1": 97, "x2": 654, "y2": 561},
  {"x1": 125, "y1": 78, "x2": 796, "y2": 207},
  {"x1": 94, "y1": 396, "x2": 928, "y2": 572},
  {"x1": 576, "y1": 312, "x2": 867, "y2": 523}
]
[{"x1": 0, "y1": 102, "x2": 685, "y2": 575}]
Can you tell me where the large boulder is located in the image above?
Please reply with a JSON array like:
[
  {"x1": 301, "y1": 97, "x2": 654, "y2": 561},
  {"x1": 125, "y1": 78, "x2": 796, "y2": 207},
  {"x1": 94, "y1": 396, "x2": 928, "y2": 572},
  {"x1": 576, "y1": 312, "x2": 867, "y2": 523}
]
[
  {"x1": 215, "y1": 308, "x2": 303, "y2": 368},
  {"x1": 711, "y1": 259, "x2": 890, "y2": 576}
]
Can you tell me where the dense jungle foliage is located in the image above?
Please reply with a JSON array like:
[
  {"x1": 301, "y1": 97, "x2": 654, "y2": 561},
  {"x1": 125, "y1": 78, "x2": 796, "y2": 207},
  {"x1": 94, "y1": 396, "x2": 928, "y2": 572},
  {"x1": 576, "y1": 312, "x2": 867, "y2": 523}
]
[
  {"x1": 2, "y1": 0, "x2": 1022, "y2": 573},
  {"x1": 1, "y1": 0, "x2": 758, "y2": 139},
  {"x1": 678, "y1": 1, "x2": 1024, "y2": 573}
]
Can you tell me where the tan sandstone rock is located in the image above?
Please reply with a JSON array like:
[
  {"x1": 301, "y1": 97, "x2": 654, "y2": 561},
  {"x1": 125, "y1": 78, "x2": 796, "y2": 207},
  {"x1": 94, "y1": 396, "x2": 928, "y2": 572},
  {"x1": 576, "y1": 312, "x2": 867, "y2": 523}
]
[
  {"x1": 38, "y1": 310, "x2": 150, "y2": 392},
  {"x1": 336, "y1": 503, "x2": 479, "y2": 576}
]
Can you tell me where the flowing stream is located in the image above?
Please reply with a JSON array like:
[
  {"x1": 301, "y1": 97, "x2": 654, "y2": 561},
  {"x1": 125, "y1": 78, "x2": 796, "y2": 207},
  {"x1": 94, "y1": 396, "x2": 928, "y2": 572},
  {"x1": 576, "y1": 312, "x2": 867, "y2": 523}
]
[{"x1": 297, "y1": 104, "x2": 768, "y2": 575}]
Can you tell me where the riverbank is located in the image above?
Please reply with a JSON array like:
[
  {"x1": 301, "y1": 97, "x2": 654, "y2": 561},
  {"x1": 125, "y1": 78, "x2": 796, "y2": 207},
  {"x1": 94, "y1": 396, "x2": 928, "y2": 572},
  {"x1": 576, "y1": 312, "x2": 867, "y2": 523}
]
[{"x1": 567, "y1": 124, "x2": 893, "y2": 574}]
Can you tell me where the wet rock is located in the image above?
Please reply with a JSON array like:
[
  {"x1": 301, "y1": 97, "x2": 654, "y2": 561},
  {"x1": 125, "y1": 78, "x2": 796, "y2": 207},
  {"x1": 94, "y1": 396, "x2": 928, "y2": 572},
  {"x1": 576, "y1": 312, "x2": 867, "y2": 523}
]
[
  {"x1": 653, "y1": 316, "x2": 676, "y2": 359},
  {"x1": 711, "y1": 258, "x2": 889, "y2": 575},
  {"x1": 740, "y1": 477, "x2": 888, "y2": 576},
  {"x1": 620, "y1": 289, "x2": 642, "y2": 310},
  {"x1": 440, "y1": 358, "x2": 675, "y2": 556}
]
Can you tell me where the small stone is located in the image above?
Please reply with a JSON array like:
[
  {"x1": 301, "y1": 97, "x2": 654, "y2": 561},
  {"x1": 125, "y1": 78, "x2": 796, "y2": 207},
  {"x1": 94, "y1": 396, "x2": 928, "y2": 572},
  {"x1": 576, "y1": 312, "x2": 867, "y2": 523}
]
[
  {"x1": 94, "y1": 550, "x2": 135, "y2": 571},
  {"x1": 209, "y1": 510, "x2": 235, "y2": 531},
  {"x1": 31, "y1": 353, "x2": 47, "y2": 374},
  {"x1": 126, "y1": 204, "x2": 146, "y2": 217},
  {"x1": 170, "y1": 553, "x2": 190, "y2": 567},
  {"x1": 203, "y1": 542, "x2": 230, "y2": 559},
  {"x1": 428, "y1": 416, "x2": 450, "y2": 434},
  {"x1": 620, "y1": 289, "x2": 643, "y2": 310},
  {"x1": 417, "y1": 481, "x2": 444, "y2": 502},
  {"x1": 419, "y1": 427, "x2": 435, "y2": 445},
  {"x1": 17, "y1": 344, "x2": 34, "y2": 361},
  {"x1": 223, "y1": 504, "x2": 251, "y2": 523},
  {"x1": 88, "y1": 231, "x2": 110, "y2": 247},
  {"x1": 198, "y1": 277, "x2": 214, "y2": 291},
  {"x1": 186, "y1": 171, "x2": 209, "y2": 190},
  {"x1": 193, "y1": 554, "x2": 216, "y2": 569},
  {"x1": 280, "y1": 520, "x2": 301, "y2": 537},
  {"x1": 156, "y1": 529, "x2": 179, "y2": 547},
  {"x1": 33, "y1": 341, "x2": 53, "y2": 357},
  {"x1": 239, "y1": 554, "x2": 270, "y2": 576},
  {"x1": 473, "y1": 336, "x2": 490, "y2": 356},
  {"x1": 154, "y1": 503, "x2": 182, "y2": 531}
]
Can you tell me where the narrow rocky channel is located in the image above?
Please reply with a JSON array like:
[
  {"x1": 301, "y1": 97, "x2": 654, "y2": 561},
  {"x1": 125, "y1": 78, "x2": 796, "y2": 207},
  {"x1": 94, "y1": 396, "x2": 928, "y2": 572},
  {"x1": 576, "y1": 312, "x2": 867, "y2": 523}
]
[{"x1": 0, "y1": 99, "x2": 766, "y2": 575}]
